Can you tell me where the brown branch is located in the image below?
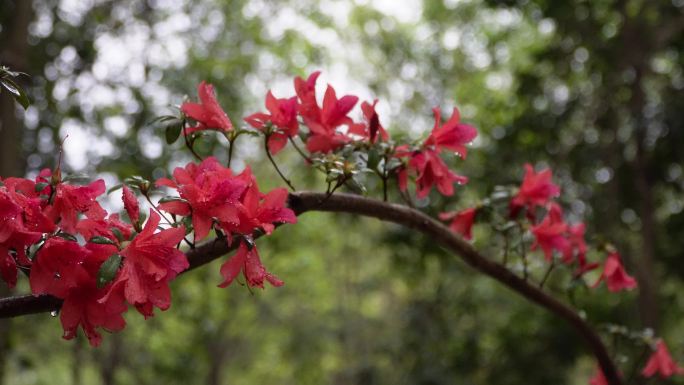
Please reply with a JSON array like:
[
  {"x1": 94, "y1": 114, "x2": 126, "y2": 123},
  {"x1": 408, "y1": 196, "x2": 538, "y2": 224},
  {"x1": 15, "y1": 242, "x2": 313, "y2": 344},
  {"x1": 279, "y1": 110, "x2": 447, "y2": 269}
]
[{"x1": 0, "y1": 192, "x2": 621, "y2": 385}]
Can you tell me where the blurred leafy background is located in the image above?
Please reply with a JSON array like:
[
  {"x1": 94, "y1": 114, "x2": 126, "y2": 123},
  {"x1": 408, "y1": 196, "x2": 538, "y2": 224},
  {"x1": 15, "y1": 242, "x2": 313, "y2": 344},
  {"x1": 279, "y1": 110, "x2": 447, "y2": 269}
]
[{"x1": 1, "y1": 0, "x2": 683, "y2": 384}]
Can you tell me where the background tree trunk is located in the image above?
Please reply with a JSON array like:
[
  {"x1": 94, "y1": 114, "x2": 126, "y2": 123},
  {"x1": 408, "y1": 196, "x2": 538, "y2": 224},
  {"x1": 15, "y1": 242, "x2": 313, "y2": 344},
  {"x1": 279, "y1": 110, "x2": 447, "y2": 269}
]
[{"x1": 0, "y1": 1, "x2": 33, "y2": 383}]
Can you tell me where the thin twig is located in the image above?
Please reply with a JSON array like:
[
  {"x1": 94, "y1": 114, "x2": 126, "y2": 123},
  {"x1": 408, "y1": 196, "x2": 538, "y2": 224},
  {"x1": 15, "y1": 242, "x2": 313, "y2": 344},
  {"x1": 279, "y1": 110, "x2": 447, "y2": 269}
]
[
  {"x1": 144, "y1": 194, "x2": 194, "y2": 248},
  {"x1": 227, "y1": 137, "x2": 235, "y2": 168},
  {"x1": 288, "y1": 136, "x2": 311, "y2": 163},
  {"x1": 503, "y1": 231, "x2": 509, "y2": 266},
  {"x1": 182, "y1": 124, "x2": 202, "y2": 161},
  {"x1": 539, "y1": 260, "x2": 556, "y2": 289},
  {"x1": 264, "y1": 136, "x2": 296, "y2": 191}
]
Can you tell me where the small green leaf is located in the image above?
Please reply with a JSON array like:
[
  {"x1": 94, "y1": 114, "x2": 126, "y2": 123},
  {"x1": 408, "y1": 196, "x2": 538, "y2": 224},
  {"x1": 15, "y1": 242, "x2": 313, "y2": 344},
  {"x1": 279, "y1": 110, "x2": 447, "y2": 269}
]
[
  {"x1": 62, "y1": 173, "x2": 91, "y2": 184},
  {"x1": 158, "y1": 196, "x2": 187, "y2": 204},
  {"x1": 367, "y1": 148, "x2": 380, "y2": 170},
  {"x1": 107, "y1": 183, "x2": 123, "y2": 194},
  {"x1": 346, "y1": 175, "x2": 367, "y2": 195},
  {"x1": 89, "y1": 236, "x2": 116, "y2": 245},
  {"x1": 97, "y1": 254, "x2": 122, "y2": 288},
  {"x1": 55, "y1": 232, "x2": 78, "y2": 242},
  {"x1": 34, "y1": 182, "x2": 49, "y2": 192},
  {"x1": 1, "y1": 78, "x2": 30, "y2": 110},
  {"x1": 165, "y1": 121, "x2": 183, "y2": 144},
  {"x1": 111, "y1": 227, "x2": 125, "y2": 243}
]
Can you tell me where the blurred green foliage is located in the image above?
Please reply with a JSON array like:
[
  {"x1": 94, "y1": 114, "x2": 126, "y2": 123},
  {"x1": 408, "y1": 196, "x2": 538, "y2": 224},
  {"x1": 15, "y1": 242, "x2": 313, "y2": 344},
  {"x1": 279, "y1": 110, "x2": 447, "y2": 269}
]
[{"x1": 0, "y1": 0, "x2": 683, "y2": 384}]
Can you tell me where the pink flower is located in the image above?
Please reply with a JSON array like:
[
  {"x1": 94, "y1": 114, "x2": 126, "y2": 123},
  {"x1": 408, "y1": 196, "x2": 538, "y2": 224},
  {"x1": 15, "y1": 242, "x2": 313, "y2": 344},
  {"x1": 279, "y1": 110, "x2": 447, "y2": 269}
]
[
  {"x1": 60, "y1": 275, "x2": 127, "y2": 347},
  {"x1": 157, "y1": 157, "x2": 247, "y2": 241},
  {"x1": 0, "y1": 188, "x2": 46, "y2": 287},
  {"x1": 642, "y1": 340, "x2": 684, "y2": 378},
  {"x1": 424, "y1": 107, "x2": 477, "y2": 158},
  {"x1": 29, "y1": 238, "x2": 90, "y2": 298},
  {"x1": 439, "y1": 208, "x2": 477, "y2": 240},
  {"x1": 294, "y1": 72, "x2": 359, "y2": 153},
  {"x1": 531, "y1": 203, "x2": 571, "y2": 261},
  {"x1": 294, "y1": 71, "x2": 321, "y2": 122},
  {"x1": 593, "y1": 252, "x2": 637, "y2": 292},
  {"x1": 220, "y1": 167, "x2": 297, "y2": 236},
  {"x1": 57, "y1": 242, "x2": 127, "y2": 347},
  {"x1": 409, "y1": 149, "x2": 468, "y2": 198},
  {"x1": 122, "y1": 185, "x2": 140, "y2": 227},
  {"x1": 76, "y1": 214, "x2": 133, "y2": 244},
  {"x1": 348, "y1": 100, "x2": 389, "y2": 143},
  {"x1": 44, "y1": 179, "x2": 107, "y2": 234},
  {"x1": 510, "y1": 164, "x2": 561, "y2": 217},
  {"x1": 102, "y1": 210, "x2": 188, "y2": 318},
  {"x1": 218, "y1": 241, "x2": 283, "y2": 289},
  {"x1": 245, "y1": 91, "x2": 299, "y2": 154},
  {"x1": 181, "y1": 81, "x2": 233, "y2": 134}
]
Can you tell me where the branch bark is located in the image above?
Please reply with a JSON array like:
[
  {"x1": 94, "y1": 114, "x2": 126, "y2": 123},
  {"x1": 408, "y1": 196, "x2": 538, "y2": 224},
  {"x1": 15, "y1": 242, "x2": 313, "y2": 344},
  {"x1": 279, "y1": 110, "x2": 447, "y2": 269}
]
[{"x1": 0, "y1": 191, "x2": 622, "y2": 385}]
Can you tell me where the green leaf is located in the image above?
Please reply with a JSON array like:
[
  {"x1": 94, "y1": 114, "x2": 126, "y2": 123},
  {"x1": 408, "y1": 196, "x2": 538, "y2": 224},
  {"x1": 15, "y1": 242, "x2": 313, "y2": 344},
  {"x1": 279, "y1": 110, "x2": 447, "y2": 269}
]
[
  {"x1": 0, "y1": 78, "x2": 30, "y2": 110},
  {"x1": 165, "y1": 121, "x2": 183, "y2": 144},
  {"x1": 62, "y1": 173, "x2": 91, "y2": 184},
  {"x1": 89, "y1": 236, "x2": 116, "y2": 245},
  {"x1": 346, "y1": 175, "x2": 367, "y2": 195},
  {"x1": 97, "y1": 254, "x2": 122, "y2": 288},
  {"x1": 158, "y1": 196, "x2": 187, "y2": 204},
  {"x1": 34, "y1": 182, "x2": 49, "y2": 192},
  {"x1": 367, "y1": 148, "x2": 380, "y2": 170},
  {"x1": 55, "y1": 232, "x2": 78, "y2": 242},
  {"x1": 110, "y1": 227, "x2": 125, "y2": 243},
  {"x1": 107, "y1": 183, "x2": 123, "y2": 194}
]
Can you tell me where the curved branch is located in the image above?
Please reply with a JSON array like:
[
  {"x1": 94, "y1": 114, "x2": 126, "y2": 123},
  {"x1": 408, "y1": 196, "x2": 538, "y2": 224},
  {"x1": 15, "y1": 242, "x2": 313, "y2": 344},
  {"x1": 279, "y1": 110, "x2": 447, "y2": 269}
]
[{"x1": 0, "y1": 192, "x2": 621, "y2": 385}]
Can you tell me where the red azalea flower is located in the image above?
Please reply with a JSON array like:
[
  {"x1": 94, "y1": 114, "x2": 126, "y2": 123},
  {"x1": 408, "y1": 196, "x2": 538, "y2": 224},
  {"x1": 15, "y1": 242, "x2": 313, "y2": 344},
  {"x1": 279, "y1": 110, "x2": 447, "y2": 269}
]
[
  {"x1": 59, "y1": 243, "x2": 127, "y2": 347},
  {"x1": 593, "y1": 252, "x2": 637, "y2": 292},
  {"x1": 60, "y1": 275, "x2": 127, "y2": 347},
  {"x1": 102, "y1": 210, "x2": 188, "y2": 318},
  {"x1": 245, "y1": 91, "x2": 299, "y2": 154},
  {"x1": 409, "y1": 149, "x2": 468, "y2": 198},
  {"x1": 76, "y1": 213, "x2": 133, "y2": 244},
  {"x1": 44, "y1": 179, "x2": 107, "y2": 234},
  {"x1": 531, "y1": 203, "x2": 571, "y2": 261},
  {"x1": 220, "y1": 167, "x2": 297, "y2": 236},
  {"x1": 157, "y1": 157, "x2": 247, "y2": 241},
  {"x1": 642, "y1": 340, "x2": 684, "y2": 378},
  {"x1": 589, "y1": 368, "x2": 608, "y2": 385},
  {"x1": 510, "y1": 163, "x2": 561, "y2": 216},
  {"x1": 122, "y1": 185, "x2": 140, "y2": 227},
  {"x1": 218, "y1": 241, "x2": 283, "y2": 289},
  {"x1": 439, "y1": 208, "x2": 477, "y2": 240},
  {"x1": 348, "y1": 100, "x2": 389, "y2": 143},
  {"x1": 2, "y1": 168, "x2": 53, "y2": 199},
  {"x1": 424, "y1": 107, "x2": 477, "y2": 158},
  {"x1": 294, "y1": 71, "x2": 322, "y2": 123},
  {"x1": 181, "y1": 81, "x2": 233, "y2": 134},
  {"x1": 574, "y1": 253, "x2": 600, "y2": 278},
  {"x1": 294, "y1": 72, "x2": 358, "y2": 153},
  {"x1": 0, "y1": 190, "x2": 44, "y2": 287},
  {"x1": 567, "y1": 223, "x2": 588, "y2": 262},
  {"x1": 29, "y1": 238, "x2": 91, "y2": 298}
]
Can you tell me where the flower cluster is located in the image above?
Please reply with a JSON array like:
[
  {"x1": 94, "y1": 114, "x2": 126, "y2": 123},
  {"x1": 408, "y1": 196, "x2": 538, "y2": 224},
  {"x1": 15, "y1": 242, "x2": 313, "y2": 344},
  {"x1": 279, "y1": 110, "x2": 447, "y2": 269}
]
[
  {"x1": 0, "y1": 150, "x2": 296, "y2": 346},
  {"x1": 396, "y1": 107, "x2": 476, "y2": 198},
  {"x1": 0, "y1": 168, "x2": 188, "y2": 346},
  {"x1": 1, "y1": 69, "x2": 680, "y2": 384},
  {"x1": 513, "y1": 164, "x2": 637, "y2": 291},
  {"x1": 156, "y1": 157, "x2": 296, "y2": 289}
]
